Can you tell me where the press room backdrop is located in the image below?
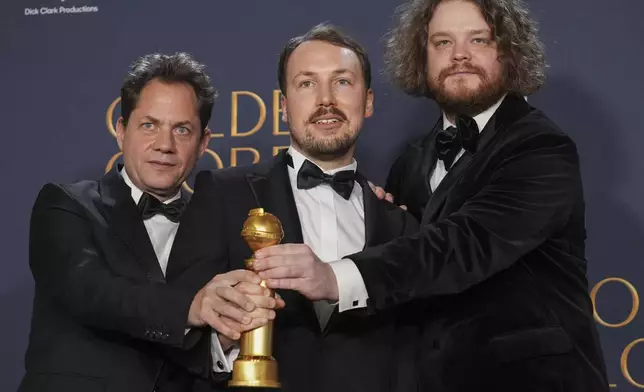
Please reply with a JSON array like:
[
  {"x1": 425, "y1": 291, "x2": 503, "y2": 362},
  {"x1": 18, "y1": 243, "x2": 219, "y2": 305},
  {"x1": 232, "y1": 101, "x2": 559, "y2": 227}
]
[{"x1": 1, "y1": 0, "x2": 643, "y2": 389}]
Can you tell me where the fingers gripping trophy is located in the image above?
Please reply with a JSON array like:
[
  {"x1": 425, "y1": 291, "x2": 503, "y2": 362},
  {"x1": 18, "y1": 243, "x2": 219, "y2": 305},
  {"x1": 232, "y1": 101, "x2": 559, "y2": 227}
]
[{"x1": 228, "y1": 208, "x2": 284, "y2": 388}]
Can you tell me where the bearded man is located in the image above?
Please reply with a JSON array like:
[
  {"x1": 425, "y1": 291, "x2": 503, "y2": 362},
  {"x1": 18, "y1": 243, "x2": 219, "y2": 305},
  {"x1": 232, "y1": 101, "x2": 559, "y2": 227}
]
[
  {"x1": 190, "y1": 23, "x2": 420, "y2": 392},
  {"x1": 250, "y1": 1, "x2": 610, "y2": 391}
]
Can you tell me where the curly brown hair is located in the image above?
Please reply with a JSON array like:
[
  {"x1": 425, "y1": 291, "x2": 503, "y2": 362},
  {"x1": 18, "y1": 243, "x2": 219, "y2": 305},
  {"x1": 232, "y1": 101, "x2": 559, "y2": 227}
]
[{"x1": 383, "y1": 0, "x2": 547, "y2": 97}]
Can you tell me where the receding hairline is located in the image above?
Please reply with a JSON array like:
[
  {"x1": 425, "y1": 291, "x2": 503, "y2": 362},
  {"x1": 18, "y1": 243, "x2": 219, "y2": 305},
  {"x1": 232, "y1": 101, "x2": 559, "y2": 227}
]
[{"x1": 284, "y1": 40, "x2": 367, "y2": 85}]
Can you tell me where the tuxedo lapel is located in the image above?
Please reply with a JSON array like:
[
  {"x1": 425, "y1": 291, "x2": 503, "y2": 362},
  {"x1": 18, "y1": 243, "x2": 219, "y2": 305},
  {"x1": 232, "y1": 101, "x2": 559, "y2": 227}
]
[
  {"x1": 164, "y1": 191, "x2": 198, "y2": 280},
  {"x1": 97, "y1": 167, "x2": 165, "y2": 283},
  {"x1": 422, "y1": 147, "x2": 475, "y2": 224},
  {"x1": 245, "y1": 152, "x2": 304, "y2": 245},
  {"x1": 356, "y1": 173, "x2": 387, "y2": 248},
  {"x1": 422, "y1": 94, "x2": 534, "y2": 224},
  {"x1": 394, "y1": 118, "x2": 441, "y2": 221}
]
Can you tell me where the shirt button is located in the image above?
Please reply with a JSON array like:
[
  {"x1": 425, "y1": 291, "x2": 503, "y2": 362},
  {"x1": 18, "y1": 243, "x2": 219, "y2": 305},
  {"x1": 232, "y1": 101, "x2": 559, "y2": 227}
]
[
  {"x1": 217, "y1": 361, "x2": 224, "y2": 370},
  {"x1": 352, "y1": 300, "x2": 359, "y2": 307}
]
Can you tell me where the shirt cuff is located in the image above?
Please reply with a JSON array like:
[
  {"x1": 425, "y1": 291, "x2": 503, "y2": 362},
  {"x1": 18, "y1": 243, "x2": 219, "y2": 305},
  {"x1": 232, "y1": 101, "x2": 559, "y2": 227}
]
[
  {"x1": 210, "y1": 331, "x2": 240, "y2": 373},
  {"x1": 329, "y1": 258, "x2": 369, "y2": 312}
]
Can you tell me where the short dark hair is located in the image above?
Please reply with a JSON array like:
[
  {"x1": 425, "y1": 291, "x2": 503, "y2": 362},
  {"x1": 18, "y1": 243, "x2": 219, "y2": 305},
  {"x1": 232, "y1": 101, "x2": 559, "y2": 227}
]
[
  {"x1": 120, "y1": 52, "x2": 217, "y2": 132},
  {"x1": 278, "y1": 23, "x2": 372, "y2": 95},
  {"x1": 383, "y1": 0, "x2": 546, "y2": 97}
]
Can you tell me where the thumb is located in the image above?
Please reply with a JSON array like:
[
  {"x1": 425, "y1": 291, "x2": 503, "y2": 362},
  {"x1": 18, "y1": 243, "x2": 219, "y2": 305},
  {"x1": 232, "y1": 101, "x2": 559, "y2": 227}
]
[{"x1": 227, "y1": 269, "x2": 262, "y2": 285}]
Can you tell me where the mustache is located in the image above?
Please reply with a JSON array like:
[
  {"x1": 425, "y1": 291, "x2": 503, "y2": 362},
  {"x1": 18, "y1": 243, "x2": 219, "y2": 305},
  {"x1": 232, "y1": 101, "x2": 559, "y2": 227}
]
[
  {"x1": 308, "y1": 106, "x2": 347, "y2": 123},
  {"x1": 439, "y1": 63, "x2": 486, "y2": 81}
]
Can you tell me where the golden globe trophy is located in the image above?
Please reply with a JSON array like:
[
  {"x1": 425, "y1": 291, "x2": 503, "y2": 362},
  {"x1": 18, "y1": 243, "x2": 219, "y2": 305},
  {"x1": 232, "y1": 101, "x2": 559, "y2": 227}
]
[{"x1": 228, "y1": 208, "x2": 284, "y2": 388}]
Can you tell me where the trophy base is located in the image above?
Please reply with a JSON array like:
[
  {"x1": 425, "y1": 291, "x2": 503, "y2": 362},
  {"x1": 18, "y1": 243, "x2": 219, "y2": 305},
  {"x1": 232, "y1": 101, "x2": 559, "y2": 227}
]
[{"x1": 228, "y1": 356, "x2": 280, "y2": 389}]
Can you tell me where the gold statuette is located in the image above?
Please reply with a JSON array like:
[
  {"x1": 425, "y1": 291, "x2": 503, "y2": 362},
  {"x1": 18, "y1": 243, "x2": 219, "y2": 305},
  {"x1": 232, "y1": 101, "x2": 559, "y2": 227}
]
[{"x1": 228, "y1": 208, "x2": 284, "y2": 388}]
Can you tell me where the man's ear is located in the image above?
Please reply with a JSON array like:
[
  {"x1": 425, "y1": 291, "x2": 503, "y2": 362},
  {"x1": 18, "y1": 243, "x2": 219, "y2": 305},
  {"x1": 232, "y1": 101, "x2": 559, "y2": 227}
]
[
  {"x1": 199, "y1": 127, "x2": 211, "y2": 157},
  {"x1": 365, "y1": 89, "x2": 374, "y2": 118},
  {"x1": 281, "y1": 93, "x2": 288, "y2": 122},
  {"x1": 116, "y1": 117, "x2": 126, "y2": 151}
]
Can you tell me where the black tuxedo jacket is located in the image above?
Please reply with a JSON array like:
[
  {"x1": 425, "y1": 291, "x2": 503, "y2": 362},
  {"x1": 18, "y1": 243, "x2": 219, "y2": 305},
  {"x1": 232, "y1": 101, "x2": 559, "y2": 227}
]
[
  {"x1": 189, "y1": 152, "x2": 420, "y2": 392},
  {"x1": 19, "y1": 167, "x2": 222, "y2": 392},
  {"x1": 347, "y1": 94, "x2": 609, "y2": 392}
]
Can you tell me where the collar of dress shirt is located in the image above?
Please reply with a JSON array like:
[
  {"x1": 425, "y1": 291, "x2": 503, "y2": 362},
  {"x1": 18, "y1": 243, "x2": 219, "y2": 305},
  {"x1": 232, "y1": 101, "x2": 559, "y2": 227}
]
[
  {"x1": 120, "y1": 167, "x2": 182, "y2": 205},
  {"x1": 442, "y1": 93, "x2": 507, "y2": 131},
  {"x1": 287, "y1": 145, "x2": 358, "y2": 175}
]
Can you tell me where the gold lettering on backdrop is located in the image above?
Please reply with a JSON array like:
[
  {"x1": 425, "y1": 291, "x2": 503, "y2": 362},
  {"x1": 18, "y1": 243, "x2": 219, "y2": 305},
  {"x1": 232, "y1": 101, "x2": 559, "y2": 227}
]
[
  {"x1": 105, "y1": 152, "x2": 123, "y2": 173},
  {"x1": 590, "y1": 278, "x2": 640, "y2": 328},
  {"x1": 209, "y1": 126, "x2": 225, "y2": 138},
  {"x1": 273, "y1": 146, "x2": 289, "y2": 156},
  {"x1": 273, "y1": 89, "x2": 289, "y2": 136},
  {"x1": 106, "y1": 97, "x2": 120, "y2": 138},
  {"x1": 231, "y1": 91, "x2": 266, "y2": 137},
  {"x1": 231, "y1": 147, "x2": 260, "y2": 167},
  {"x1": 621, "y1": 338, "x2": 644, "y2": 388}
]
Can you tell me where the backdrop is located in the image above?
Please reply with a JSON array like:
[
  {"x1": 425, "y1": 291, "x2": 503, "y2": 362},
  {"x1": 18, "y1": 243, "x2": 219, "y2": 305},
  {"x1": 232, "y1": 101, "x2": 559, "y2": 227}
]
[{"x1": 1, "y1": 0, "x2": 643, "y2": 390}]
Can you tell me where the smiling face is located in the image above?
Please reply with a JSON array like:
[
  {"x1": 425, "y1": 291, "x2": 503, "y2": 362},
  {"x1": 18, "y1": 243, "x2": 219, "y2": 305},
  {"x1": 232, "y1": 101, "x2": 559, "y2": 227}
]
[
  {"x1": 116, "y1": 79, "x2": 210, "y2": 199},
  {"x1": 281, "y1": 40, "x2": 373, "y2": 162},
  {"x1": 426, "y1": 0, "x2": 507, "y2": 115}
]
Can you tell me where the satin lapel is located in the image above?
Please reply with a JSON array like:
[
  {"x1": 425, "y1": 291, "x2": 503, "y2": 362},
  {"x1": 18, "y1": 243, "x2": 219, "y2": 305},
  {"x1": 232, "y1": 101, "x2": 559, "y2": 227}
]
[
  {"x1": 356, "y1": 173, "x2": 385, "y2": 247},
  {"x1": 422, "y1": 94, "x2": 533, "y2": 224},
  {"x1": 97, "y1": 167, "x2": 165, "y2": 283},
  {"x1": 245, "y1": 152, "x2": 304, "y2": 245},
  {"x1": 164, "y1": 191, "x2": 198, "y2": 280},
  {"x1": 400, "y1": 118, "x2": 441, "y2": 220}
]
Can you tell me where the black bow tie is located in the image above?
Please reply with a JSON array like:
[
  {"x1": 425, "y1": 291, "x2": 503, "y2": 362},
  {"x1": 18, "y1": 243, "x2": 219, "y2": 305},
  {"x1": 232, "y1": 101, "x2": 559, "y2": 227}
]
[
  {"x1": 296, "y1": 159, "x2": 356, "y2": 200},
  {"x1": 137, "y1": 192, "x2": 185, "y2": 223},
  {"x1": 435, "y1": 115, "x2": 479, "y2": 169}
]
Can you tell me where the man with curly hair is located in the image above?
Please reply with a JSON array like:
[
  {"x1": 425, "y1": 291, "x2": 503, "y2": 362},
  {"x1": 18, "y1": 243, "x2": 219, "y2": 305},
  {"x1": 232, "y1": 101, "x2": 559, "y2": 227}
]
[{"x1": 251, "y1": 0, "x2": 610, "y2": 391}]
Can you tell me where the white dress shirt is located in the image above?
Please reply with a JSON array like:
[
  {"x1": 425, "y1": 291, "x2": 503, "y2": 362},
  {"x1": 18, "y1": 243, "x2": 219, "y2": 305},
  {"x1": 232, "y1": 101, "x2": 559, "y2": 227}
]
[
  {"x1": 121, "y1": 169, "x2": 226, "y2": 373},
  {"x1": 211, "y1": 145, "x2": 369, "y2": 371},
  {"x1": 121, "y1": 169, "x2": 181, "y2": 276},
  {"x1": 286, "y1": 146, "x2": 369, "y2": 309},
  {"x1": 333, "y1": 94, "x2": 507, "y2": 312},
  {"x1": 429, "y1": 94, "x2": 506, "y2": 191}
]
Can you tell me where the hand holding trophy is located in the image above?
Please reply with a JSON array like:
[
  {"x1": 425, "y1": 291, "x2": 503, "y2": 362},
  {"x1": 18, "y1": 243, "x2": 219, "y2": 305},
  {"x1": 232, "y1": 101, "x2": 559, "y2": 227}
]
[{"x1": 228, "y1": 208, "x2": 284, "y2": 388}]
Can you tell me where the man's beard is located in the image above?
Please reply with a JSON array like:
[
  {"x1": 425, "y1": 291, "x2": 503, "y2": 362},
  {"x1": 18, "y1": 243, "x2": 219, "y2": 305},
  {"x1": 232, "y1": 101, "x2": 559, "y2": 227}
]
[
  {"x1": 428, "y1": 62, "x2": 507, "y2": 116},
  {"x1": 289, "y1": 106, "x2": 359, "y2": 161}
]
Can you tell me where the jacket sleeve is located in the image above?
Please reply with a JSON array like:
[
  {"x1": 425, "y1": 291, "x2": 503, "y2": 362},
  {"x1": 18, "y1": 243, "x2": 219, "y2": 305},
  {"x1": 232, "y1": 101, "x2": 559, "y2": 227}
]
[
  {"x1": 190, "y1": 170, "x2": 239, "y2": 387},
  {"x1": 348, "y1": 131, "x2": 582, "y2": 312}
]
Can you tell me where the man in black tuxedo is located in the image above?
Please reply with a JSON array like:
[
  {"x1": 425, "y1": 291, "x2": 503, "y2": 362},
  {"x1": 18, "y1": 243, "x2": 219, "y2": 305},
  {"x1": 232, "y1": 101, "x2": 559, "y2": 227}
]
[
  {"x1": 19, "y1": 53, "x2": 278, "y2": 392},
  {"x1": 190, "y1": 24, "x2": 419, "y2": 392},
  {"x1": 252, "y1": 1, "x2": 610, "y2": 391}
]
